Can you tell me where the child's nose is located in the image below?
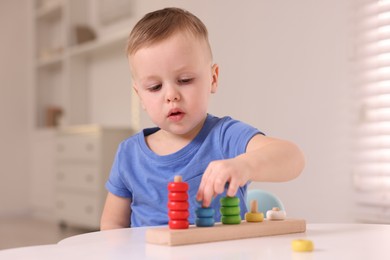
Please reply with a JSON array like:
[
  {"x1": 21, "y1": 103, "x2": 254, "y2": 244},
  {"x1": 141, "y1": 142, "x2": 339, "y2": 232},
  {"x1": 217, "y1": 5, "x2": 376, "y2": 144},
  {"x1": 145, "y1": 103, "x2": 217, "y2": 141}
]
[{"x1": 165, "y1": 85, "x2": 181, "y2": 102}]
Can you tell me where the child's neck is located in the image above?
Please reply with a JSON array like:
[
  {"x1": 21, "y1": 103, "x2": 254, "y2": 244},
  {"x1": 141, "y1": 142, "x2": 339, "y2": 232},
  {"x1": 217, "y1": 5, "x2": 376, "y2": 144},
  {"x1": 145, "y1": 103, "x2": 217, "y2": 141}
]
[
  {"x1": 146, "y1": 119, "x2": 205, "y2": 156},
  {"x1": 145, "y1": 132, "x2": 191, "y2": 156}
]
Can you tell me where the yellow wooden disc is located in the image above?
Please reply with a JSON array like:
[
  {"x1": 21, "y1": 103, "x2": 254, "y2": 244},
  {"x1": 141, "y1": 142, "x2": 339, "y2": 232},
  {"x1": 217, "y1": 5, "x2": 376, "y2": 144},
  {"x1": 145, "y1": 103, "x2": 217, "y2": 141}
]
[
  {"x1": 291, "y1": 239, "x2": 314, "y2": 252},
  {"x1": 245, "y1": 212, "x2": 264, "y2": 222}
]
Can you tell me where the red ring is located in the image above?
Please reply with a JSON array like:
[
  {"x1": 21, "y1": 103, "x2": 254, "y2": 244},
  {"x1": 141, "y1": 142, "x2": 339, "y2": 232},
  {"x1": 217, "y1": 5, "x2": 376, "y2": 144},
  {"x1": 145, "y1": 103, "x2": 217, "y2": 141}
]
[
  {"x1": 168, "y1": 210, "x2": 189, "y2": 220},
  {"x1": 167, "y1": 182, "x2": 189, "y2": 192},
  {"x1": 168, "y1": 192, "x2": 188, "y2": 201},
  {"x1": 169, "y1": 220, "x2": 189, "y2": 229},
  {"x1": 167, "y1": 201, "x2": 189, "y2": 211}
]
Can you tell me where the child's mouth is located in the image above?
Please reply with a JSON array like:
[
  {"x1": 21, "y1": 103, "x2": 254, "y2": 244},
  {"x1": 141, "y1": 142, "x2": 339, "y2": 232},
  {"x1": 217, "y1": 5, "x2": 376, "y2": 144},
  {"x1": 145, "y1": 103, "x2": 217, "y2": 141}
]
[{"x1": 168, "y1": 109, "x2": 185, "y2": 121}]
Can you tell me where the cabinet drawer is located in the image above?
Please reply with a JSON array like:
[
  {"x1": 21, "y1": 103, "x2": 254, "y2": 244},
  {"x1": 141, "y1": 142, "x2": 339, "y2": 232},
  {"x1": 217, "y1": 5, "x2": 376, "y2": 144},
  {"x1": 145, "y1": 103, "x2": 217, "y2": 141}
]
[
  {"x1": 56, "y1": 135, "x2": 100, "y2": 161},
  {"x1": 56, "y1": 164, "x2": 100, "y2": 192},
  {"x1": 55, "y1": 192, "x2": 101, "y2": 229}
]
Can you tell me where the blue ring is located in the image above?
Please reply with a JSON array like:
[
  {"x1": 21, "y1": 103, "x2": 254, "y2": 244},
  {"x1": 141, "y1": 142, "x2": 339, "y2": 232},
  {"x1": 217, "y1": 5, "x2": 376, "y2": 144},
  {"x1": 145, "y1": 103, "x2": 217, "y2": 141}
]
[
  {"x1": 195, "y1": 207, "x2": 215, "y2": 218},
  {"x1": 196, "y1": 217, "x2": 215, "y2": 227}
]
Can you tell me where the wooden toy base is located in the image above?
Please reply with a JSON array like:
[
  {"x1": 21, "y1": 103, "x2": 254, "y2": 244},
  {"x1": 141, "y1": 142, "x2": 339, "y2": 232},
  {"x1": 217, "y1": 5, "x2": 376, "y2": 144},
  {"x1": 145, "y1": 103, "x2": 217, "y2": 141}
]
[{"x1": 146, "y1": 218, "x2": 306, "y2": 246}]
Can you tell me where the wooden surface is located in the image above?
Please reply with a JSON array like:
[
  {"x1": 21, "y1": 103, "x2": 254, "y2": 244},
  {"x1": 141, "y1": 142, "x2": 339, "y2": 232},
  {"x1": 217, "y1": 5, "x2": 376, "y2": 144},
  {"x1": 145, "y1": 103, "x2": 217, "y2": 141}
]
[{"x1": 145, "y1": 218, "x2": 306, "y2": 246}]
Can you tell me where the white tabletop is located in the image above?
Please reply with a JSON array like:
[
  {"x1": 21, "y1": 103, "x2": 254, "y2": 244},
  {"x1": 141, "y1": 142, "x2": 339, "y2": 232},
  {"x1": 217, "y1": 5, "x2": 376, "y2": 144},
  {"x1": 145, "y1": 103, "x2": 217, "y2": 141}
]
[{"x1": 1, "y1": 223, "x2": 389, "y2": 259}]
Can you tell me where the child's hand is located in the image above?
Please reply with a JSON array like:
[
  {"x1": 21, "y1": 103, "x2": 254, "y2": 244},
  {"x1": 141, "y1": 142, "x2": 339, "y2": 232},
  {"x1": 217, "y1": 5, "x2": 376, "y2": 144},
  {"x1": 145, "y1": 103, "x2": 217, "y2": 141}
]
[{"x1": 196, "y1": 157, "x2": 250, "y2": 207}]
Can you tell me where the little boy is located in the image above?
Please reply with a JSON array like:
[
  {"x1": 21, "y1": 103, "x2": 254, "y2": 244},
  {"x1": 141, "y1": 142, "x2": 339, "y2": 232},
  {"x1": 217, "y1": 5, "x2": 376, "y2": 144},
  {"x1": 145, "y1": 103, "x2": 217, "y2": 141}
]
[{"x1": 100, "y1": 7, "x2": 305, "y2": 229}]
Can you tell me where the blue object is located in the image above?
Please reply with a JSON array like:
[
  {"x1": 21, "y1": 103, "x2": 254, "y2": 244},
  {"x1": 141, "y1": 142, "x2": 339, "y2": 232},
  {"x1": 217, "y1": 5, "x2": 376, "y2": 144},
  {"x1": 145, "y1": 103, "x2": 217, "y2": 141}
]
[
  {"x1": 196, "y1": 217, "x2": 215, "y2": 227},
  {"x1": 195, "y1": 207, "x2": 215, "y2": 218},
  {"x1": 195, "y1": 207, "x2": 216, "y2": 227},
  {"x1": 245, "y1": 189, "x2": 285, "y2": 214}
]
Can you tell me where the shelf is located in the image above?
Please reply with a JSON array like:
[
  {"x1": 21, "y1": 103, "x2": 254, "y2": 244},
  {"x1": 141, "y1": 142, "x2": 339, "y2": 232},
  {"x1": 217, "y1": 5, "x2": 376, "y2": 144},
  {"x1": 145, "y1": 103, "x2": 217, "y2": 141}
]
[
  {"x1": 37, "y1": 53, "x2": 64, "y2": 68},
  {"x1": 36, "y1": 0, "x2": 63, "y2": 20},
  {"x1": 68, "y1": 29, "x2": 129, "y2": 58},
  {"x1": 33, "y1": 0, "x2": 137, "y2": 130}
]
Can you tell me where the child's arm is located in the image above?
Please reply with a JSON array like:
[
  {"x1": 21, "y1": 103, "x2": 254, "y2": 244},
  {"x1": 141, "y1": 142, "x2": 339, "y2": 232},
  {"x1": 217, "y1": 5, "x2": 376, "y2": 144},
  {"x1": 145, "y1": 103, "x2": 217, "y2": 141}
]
[
  {"x1": 100, "y1": 192, "x2": 131, "y2": 230},
  {"x1": 196, "y1": 134, "x2": 305, "y2": 207}
]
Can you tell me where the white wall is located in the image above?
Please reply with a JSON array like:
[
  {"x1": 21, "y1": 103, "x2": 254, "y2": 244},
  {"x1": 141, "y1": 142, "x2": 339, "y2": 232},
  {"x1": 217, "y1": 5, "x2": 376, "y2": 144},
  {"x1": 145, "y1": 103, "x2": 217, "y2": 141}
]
[
  {"x1": 213, "y1": 1, "x2": 354, "y2": 223},
  {"x1": 0, "y1": 0, "x2": 31, "y2": 215},
  {"x1": 88, "y1": 45, "x2": 133, "y2": 127}
]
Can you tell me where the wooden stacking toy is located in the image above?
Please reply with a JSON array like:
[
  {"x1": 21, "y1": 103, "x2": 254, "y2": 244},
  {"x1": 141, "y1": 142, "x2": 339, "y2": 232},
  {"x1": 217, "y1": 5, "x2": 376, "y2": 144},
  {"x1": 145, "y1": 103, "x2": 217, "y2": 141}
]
[
  {"x1": 146, "y1": 180, "x2": 306, "y2": 246},
  {"x1": 167, "y1": 175, "x2": 189, "y2": 229},
  {"x1": 245, "y1": 200, "x2": 264, "y2": 222},
  {"x1": 220, "y1": 196, "x2": 241, "y2": 224}
]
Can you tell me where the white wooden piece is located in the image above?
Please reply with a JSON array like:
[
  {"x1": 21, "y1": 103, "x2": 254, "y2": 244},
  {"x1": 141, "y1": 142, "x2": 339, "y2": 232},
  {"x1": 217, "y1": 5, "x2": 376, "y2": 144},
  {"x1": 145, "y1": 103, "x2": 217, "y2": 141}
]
[{"x1": 266, "y1": 207, "x2": 287, "y2": 220}]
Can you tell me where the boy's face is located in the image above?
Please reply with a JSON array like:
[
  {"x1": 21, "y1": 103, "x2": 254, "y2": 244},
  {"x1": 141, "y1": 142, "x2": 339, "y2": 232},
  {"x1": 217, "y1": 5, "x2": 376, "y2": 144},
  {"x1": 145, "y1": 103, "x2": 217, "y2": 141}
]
[{"x1": 129, "y1": 32, "x2": 218, "y2": 137}]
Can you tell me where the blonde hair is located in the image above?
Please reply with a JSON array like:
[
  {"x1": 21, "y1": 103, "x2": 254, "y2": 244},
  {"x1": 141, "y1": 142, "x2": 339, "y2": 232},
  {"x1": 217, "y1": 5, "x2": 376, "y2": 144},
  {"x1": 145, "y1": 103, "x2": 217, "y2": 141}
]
[{"x1": 126, "y1": 7, "x2": 212, "y2": 57}]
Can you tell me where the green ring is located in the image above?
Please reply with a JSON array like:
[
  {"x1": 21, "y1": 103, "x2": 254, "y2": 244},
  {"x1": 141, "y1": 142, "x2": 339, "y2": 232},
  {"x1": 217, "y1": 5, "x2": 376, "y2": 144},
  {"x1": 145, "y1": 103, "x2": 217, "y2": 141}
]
[
  {"x1": 221, "y1": 215, "x2": 242, "y2": 224},
  {"x1": 220, "y1": 196, "x2": 240, "y2": 207},
  {"x1": 220, "y1": 206, "x2": 240, "y2": 216}
]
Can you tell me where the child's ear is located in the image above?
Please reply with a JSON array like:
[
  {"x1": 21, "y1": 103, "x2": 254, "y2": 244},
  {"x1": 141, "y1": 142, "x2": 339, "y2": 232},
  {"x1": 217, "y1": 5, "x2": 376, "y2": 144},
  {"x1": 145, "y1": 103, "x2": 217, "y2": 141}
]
[{"x1": 211, "y1": 63, "x2": 219, "y2": 93}]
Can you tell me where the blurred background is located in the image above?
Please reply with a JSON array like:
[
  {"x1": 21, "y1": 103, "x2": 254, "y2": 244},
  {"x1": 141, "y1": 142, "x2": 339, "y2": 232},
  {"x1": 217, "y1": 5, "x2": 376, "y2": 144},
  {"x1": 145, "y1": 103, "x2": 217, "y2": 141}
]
[{"x1": 1, "y1": 0, "x2": 388, "y2": 250}]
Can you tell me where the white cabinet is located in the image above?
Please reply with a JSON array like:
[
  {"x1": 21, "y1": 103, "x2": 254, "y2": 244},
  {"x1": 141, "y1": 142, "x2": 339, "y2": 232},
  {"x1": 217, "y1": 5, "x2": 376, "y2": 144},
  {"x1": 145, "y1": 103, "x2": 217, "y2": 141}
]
[{"x1": 55, "y1": 126, "x2": 133, "y2": 229}]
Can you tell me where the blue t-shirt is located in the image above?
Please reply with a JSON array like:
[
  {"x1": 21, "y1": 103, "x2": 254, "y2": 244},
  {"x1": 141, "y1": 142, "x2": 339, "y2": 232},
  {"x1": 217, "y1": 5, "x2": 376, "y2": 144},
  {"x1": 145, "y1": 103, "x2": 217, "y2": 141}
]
[{"x1": 105, "y1": 114, "x2": 262, "y2": 227}]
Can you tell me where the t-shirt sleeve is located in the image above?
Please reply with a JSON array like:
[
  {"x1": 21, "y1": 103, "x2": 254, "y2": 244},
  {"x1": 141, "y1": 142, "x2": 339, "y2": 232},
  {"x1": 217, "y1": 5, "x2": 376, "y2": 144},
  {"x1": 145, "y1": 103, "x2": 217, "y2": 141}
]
[
  {"x1": 219, "y1": 117, "x2": 264, "y2": 158},
  {"x1": 105, "y1": 142, "x2": 133, "y2": 198}
]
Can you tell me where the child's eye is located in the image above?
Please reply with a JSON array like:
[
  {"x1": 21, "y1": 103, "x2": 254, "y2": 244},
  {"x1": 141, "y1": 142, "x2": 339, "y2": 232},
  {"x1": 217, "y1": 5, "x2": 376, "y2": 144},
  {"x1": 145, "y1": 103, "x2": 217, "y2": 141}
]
[
  {"x1": 178, "y1": 78, "x2": 193, "y2": 85},
  {"x1": 148, "y1": 84, "x2": 162, "y2": 92}
]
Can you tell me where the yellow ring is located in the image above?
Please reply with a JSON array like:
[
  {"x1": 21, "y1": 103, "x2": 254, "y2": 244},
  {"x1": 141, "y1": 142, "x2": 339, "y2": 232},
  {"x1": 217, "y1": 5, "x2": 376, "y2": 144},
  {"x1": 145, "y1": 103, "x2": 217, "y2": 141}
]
[
  {"x1": 291, "y1": 239, "x2": 314, "y2": 252},
  {"x1": 245, "y1": 212, "x2": 264, "y2": 222}
]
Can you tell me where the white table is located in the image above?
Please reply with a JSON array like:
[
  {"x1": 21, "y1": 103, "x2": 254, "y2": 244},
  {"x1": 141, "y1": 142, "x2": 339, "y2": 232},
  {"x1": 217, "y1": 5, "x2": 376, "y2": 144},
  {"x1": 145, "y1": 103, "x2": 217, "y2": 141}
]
[{"x1": 1, "y1": 223, "x2": 389, "y2": 259}]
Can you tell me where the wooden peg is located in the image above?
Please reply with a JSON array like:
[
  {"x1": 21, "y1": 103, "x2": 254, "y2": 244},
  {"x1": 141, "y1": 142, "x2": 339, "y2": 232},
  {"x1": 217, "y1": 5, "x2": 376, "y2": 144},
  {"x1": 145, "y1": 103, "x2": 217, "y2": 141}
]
[
  {"x1": 174, "y1": 175, "x2": 182, "y2": 182},
  {"x1": 250, "y1": 200, "x2": 258, "y2": 213},
  {"x1": 245, "y1": 199, "x2": 264, "y2": 222}
]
